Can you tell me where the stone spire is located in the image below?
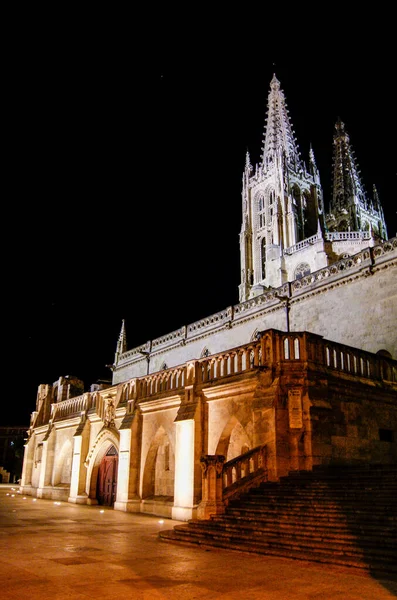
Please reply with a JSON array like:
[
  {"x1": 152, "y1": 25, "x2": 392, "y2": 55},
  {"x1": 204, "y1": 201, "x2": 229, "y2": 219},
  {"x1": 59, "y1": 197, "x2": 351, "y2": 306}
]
[
  {"x1": 329, "y1": 119, "x2": 367, "y2": 229},
  {"x1": 326, "y1": 120, "x2": 388, "y2": 238},
  {"x1": 309, "y1": 144, "x2": 316, "y2": 168},
  {"x1": 245, "y1": 150, "x2": 253, "y2": 173},
  {"x1": 116, "y1": 319, "x2": 127, "y2": 356},
  {"x1": 260, "y1": 74, "x2": 302, "y2": 170}
]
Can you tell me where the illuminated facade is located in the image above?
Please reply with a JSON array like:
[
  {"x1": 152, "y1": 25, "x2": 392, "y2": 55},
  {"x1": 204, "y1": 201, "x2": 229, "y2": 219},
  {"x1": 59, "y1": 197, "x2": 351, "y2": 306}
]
[{"x1": 20, "y1": 76, "x2": 397, "y2": 520}]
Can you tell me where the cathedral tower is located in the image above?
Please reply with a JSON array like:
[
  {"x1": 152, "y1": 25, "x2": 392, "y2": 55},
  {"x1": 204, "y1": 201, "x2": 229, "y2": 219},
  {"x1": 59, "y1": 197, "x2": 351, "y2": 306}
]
[
  {"x1": 326, "y1": 119, "x2": 388, "y2": 239},
  {"x1": 239, "y1": 75, "x2": 324, "y2": 301}
]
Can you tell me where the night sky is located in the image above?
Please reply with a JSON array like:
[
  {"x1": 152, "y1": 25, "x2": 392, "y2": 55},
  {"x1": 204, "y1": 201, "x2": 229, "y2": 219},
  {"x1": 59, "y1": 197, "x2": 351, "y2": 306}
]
[{"x1": 4, "y1": 23, "x2": 396, "y2": 426}]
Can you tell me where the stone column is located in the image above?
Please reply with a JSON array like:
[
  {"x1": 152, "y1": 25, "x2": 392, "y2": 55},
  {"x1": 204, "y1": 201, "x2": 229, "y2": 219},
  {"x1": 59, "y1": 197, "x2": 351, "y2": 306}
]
[
  {"x1": 197, "y1": 455, "x2": 225, "y2": 520},
  {"x1": 172, "y1": 419, "x2": 195, "y2": 521}
]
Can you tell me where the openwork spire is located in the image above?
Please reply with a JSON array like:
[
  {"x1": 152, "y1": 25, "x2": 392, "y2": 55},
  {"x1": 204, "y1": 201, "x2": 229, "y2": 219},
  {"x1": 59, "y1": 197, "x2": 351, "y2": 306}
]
[
  {"x1": 330, "y1": 119, "x2": 367, "y2": 214},
  {"x1": 309, "y1": 144, "x2": 316, "y2": 167},
  {"x1": 245, "y1": 150, "x2": 253, "y2": 173},
  {"x1": 260, "y1": 74, "x2": 302, "y2": 169},
  {"x1": 116, "y1": 319, "x2": 127, "y2": 355}
]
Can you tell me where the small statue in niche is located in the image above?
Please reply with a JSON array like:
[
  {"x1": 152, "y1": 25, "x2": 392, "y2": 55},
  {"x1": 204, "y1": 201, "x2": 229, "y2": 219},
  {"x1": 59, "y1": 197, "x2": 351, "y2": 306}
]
[{"x1": 104, "y1": 396, "x2": 115, "y2": 427}]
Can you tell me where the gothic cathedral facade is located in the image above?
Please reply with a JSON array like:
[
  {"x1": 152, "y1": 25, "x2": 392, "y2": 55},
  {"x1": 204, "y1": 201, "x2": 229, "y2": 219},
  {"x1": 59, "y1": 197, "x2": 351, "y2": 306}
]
[{"x1": 20, "y1": 76, "x2": 396, "y2": 521}]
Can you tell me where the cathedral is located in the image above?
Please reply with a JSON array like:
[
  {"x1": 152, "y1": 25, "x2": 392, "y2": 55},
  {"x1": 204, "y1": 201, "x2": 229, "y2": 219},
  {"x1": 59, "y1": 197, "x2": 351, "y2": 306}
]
[{"x1": 20, "y1": 75, "x2": 396, "y2": 521}]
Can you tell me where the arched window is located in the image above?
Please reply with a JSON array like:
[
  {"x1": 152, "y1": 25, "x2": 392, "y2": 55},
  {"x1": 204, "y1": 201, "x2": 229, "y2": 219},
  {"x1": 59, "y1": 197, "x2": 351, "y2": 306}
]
[
  {"x1": 258, "y1": 194, "x2": 266, "y2": 228},
  {"x1": 268, "y1": 190, "x2": 275, "y2": 220},
  {"x1": 261, "y1": 238, "x2": 266, "y2": 279}
]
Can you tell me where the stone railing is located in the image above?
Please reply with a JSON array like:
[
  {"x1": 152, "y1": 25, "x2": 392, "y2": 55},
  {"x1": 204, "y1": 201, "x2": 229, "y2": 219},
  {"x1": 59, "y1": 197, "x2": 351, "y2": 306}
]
[
  {"x1": 305, "y1": 335, "x2": 397, "y2": 383},
  {"x1": 46, "y1": 330, "x2": 396, "y2": 424},
  {"x1": 152, "y1": 327, "x2": 186, "y2": 350},
  {"x1": 117, "y1": 343, "x2": 151, "y2": 365},
  {"x1": 187, "y1": 307, "x2": 233, "y2": 336},
  {"x1": 138, "y1": 365, "x2": 186, "y2": 398},
  {"x1": 234, "y1": 282, "x2": 290, "y2": 317},
  {"x1": 53, "y1": 394, "x2": 89, "y2": 421},
  {"x1": 284, "y1": 232, "x2": 322, "y2": 255},
  {"x1": 195, "y1": 339, "x2": 264, "y2": 384},
  {"x1": 222, "y1": 444, "x2": 268, "y2": 504},
  {"x1": 325, "y1": 231, "x2": 371, "y2": 241},
  {"x1": 197, "y1": 446, "x2": 268, "y2": 519},
  {"x1": 291, "y1": 249, "x2": 371, "y2": 291}
]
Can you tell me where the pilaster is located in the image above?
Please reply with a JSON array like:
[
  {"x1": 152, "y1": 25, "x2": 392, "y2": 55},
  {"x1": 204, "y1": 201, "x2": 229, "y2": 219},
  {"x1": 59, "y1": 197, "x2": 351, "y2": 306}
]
[
  {"x1": 172, "y1": 418, "x2": 196, "y2": 521},
  {"x1": 114, "y1": 406, "x2": 141, "y2": 512},
  {"x1": 68, "y1": 418, "x2": 90, "y2": 504}
]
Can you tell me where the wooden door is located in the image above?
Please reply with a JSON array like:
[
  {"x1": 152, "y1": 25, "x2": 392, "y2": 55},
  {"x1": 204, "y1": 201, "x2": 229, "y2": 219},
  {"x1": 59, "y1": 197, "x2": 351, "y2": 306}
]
[{"x1": 97, "y1": 446, "x2": 118, "y2": 506}]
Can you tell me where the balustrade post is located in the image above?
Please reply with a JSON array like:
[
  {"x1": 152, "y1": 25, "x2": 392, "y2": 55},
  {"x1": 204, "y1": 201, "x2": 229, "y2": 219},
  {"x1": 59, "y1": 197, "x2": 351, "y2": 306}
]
[{"x1": 197, "y1": 455, "x2": 225, "y2": 520}]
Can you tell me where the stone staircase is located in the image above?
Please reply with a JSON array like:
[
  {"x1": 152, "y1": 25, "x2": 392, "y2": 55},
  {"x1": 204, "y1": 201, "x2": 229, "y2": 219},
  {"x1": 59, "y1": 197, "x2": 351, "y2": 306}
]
[{"x1": 160, "y1": 465, "x2": 397, "y2": 575}]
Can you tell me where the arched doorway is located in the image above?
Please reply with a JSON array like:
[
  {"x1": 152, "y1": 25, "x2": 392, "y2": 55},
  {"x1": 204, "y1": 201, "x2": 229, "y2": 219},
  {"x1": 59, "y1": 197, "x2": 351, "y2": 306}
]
[{"x1": 96, "y1": 445, "x2": 118, "y2": 506}]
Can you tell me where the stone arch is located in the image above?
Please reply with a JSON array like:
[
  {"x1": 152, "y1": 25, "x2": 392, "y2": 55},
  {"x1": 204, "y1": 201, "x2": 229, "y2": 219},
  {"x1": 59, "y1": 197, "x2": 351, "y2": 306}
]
[
  {"x1": 85, "y1": 427, "x2": 120, "y2": 502},
  {"x1": 215, "y1": 415, "x2": 253, "y2": 461},
  {"x1": 142, "y1": 426, "x2": 174, "y2": 499},
  {"x1": 52, "y1": 438, "x2": 73, "y2": 486}
]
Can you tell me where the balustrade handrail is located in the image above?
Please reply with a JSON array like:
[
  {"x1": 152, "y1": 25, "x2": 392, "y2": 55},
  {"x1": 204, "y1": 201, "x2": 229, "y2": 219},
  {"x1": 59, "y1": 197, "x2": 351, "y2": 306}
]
[
  {"x1": 53, "y1": 394, "x2": 88, "y2": 420},
  {"x1": 221, "y1": 444, "x2": 268, "y2": 504},
  {"x1": 223, "y1": 444, "x2": 266, "y2": 471}
]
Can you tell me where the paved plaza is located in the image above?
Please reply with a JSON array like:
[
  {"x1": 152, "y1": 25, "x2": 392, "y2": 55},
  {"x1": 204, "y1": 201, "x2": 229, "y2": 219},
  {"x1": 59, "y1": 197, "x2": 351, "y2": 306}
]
[{"x1": 0, "y1": 484, "x2": 396, "y2": 599}]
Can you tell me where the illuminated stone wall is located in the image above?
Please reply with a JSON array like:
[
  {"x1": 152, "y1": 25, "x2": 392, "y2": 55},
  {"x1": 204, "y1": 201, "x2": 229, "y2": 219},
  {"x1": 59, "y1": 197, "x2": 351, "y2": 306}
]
[{"x1": 21, "y1": 331, "x2": 397, "y2": 520}]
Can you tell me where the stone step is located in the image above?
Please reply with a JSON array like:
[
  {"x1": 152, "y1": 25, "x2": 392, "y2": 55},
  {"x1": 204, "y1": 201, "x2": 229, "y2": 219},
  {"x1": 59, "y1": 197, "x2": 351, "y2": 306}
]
[
  {"x1": 230, "y1": 501, "x2": 397, "y2": 516},
  {"x1": 255, "y1": 483, "x2": 397, "y2": 492},
  {"x1": 187, "y1": 520, "x2": 396, "y2": 548},
  {"x1": 254, "y1": 483, "x2": 397, "y2": 492},
  {"x1": 165, "y1": 526, "x2": 397, "y2": 566},
  {"x1": 227, "y1": 507, "x2": 396, "y2": 524},
  {"x1": 240, "y1": 494, "x2": 397, "y2": 504},
  {"x1": 160, "y1": 466, "x2": 397, "y2": 574},
  {"x1": 211, "y1": 515, "x2": 397, "y2": 538},
  {"x1": 160, "y1": 528, "x2": 396, "y2": 575}
]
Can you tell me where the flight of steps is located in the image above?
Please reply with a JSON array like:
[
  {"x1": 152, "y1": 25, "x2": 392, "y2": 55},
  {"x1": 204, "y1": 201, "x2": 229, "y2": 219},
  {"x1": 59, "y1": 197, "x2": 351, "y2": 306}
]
[{"x1": 160, "y1": 465, "x2": 397, "y2": 575}]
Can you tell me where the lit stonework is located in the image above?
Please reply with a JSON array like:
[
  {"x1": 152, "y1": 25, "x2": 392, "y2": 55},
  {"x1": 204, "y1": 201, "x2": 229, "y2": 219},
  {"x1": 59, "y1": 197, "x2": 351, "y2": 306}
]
[{"x1": 20, "y1": 76, "x2": 397, "y2": 521}]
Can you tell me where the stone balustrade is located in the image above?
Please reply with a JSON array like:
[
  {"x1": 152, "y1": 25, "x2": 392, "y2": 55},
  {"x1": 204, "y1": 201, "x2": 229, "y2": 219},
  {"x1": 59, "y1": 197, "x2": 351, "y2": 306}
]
[
  {"x1": 53, "y1": 394, "x2": 89, "y2": 421},
  {"x1": 196, "y1": 341, "x2": 264, "y2": 383},
  {"x1": 325, "y1": 231, "x2": 371, "y2": 241},
  {"x1": 43, "y1": 329, "x2": 396, "y2": 424},
  {"x1": 284, "y1": 232, "x2": 322, "y2": 254},
  {"x1": 197, "y1": 445, "x2": 268, "y2": 519},
  {"x1": 222, "y1": 444, "x2": 267, "y2": 492},
  {"x1": 138, "y1": 366, "x2": 186, "y2": 398}
]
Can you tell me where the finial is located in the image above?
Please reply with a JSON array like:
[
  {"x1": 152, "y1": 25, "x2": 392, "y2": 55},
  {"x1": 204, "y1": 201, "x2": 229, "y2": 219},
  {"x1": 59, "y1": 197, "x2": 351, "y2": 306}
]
[{"x1": 270, "y1": 73, "x2": 280, "y2": 90}]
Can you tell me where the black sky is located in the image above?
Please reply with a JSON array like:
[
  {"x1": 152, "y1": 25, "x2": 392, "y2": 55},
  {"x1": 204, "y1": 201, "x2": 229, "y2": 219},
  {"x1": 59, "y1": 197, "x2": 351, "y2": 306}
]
[{"x1": 4, "y1": 20, "x2": 396, "y2": 425}]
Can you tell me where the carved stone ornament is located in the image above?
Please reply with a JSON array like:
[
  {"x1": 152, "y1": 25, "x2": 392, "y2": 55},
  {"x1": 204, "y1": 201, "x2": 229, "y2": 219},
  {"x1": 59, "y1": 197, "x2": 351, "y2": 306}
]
[
  {"x1": 104, "y1": 396, "x2": 115, "y2": 427},
  {"x1": 200, "y1": 455, "x2": 226, "y2": 478}
]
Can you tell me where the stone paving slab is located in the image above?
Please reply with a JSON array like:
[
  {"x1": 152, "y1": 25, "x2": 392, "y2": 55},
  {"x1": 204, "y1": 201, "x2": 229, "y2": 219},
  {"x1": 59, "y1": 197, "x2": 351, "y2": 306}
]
[{"x1": 0, "y1": 485, "x2": 396, "y2": 599}]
